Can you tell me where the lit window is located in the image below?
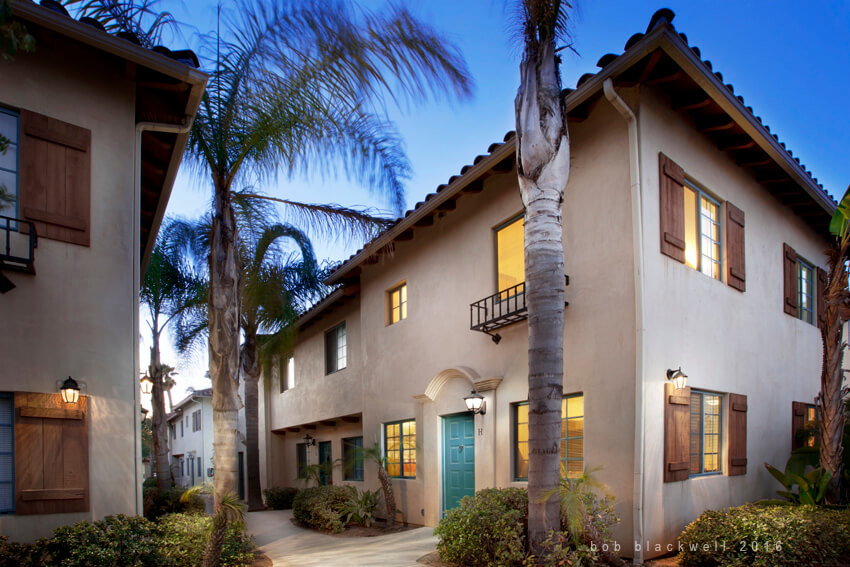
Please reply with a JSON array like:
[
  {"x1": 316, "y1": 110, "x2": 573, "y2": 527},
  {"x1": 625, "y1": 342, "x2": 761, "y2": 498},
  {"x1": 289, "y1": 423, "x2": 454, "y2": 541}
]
[
  {"x1": 384, "y1": 419, "x2": 416, "y2": 478},
  {"x1": 495, "y1": 215, "x2": 524, "y2": 299},
  {"x1": 325, "y1": 323, "x2": 346, "y2": 374},
  {"x1": 0, "y1": 108, "x2": 19, "y2": 220},
  {"x1": 797, "y1": 259, "x2": 814, "y2": 324},
  {"x1": 514, "y1": 394, "x2": 584, "y2": 481},
  {"x1": 689, "y1": 391, "x2": 722, "y2": 475},
  {"x1": 387, "y1": 283, "x2": 407, "y2": 325},
  {"x1": 280, "y1": 354, "x2": 295, "y2": 392},
  {"x1": 683, "y1": 185, "x2": 721, "y2": 280}
]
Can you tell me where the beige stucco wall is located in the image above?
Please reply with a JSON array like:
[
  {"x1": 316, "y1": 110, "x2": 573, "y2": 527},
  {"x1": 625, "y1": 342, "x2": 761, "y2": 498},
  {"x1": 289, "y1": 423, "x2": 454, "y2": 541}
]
[
  {"x1": 0, "y1": 38, "x2": 139, "y2": 541},
  {"x1": 637, "y1": 86, "x2": 827, "y2": 557}
]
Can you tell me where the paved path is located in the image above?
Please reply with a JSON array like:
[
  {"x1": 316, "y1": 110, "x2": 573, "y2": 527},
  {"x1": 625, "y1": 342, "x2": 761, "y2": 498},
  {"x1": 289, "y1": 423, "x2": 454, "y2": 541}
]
[{"x1": 246, "y1": 510, "x2": 438, "y2": 567}]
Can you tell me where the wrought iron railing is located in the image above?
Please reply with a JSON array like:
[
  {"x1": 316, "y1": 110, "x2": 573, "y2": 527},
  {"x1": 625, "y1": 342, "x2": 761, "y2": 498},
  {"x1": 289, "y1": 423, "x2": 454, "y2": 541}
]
[
  {"x1": 470, "y1": 276, "x2": 569, "y2": 343},
  {"x1": 0, "y1": 215, "x2": 37, "y2": 274}
]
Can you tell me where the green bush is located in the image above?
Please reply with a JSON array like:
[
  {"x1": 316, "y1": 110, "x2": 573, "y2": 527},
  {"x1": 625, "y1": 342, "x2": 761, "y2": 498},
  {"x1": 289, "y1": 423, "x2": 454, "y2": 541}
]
[
  {"x1": 292, "y1": 485, "x2": 351, "y2": 533},
  {"x1": 340, "y1": 486, "x2": 380, "y2": 527},
  {"x1": 42, "y1": 514, "x2": 169, "y2": 567},
  {"x1": 434, "y1": 487, "x2": 529, "y2": 567},
  {"x1": 0, "y1": 535, "x2": 45, "y2": 567},
  {"x1": 524, "y1": 532, "x2": 599, "y2": 567},
  {"x1": 159, "y1": 513, "x2": 255, "y2": 567},
  {"x1": 679, "y1": 503, "x2": 850, "y2": 566},
  {"x1": 143, "y1": 484, "x2": 206, "y2": 520},
  {"x1": 263, "y1": 486, "x2": 300, "y2": 510},
  {"x1": 143, "y1": 477, "x2": 158, "y2": 488}
]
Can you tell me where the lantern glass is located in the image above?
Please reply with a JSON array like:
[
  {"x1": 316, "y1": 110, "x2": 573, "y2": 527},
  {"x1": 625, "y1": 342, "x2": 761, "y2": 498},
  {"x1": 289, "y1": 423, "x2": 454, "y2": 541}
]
[
  {"x1": 60, "y1": 377, "x2": 80, "y2": 404},
  {"x1": 140, "y1": 375, "x2": 153, "y2": 395},
  {"x1": 464, "y1": 391, "x2": 484, "y2": 413}
]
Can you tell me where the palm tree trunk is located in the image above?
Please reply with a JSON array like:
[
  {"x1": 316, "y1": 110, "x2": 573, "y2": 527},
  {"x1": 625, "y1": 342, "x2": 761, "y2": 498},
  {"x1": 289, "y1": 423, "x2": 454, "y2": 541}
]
[
  {"x1": 149, "y1": 337, "x2": 172, "y2": 490},
  {"x1": 515, "y1": 25, "x2": 570, "y2": 554},
  {"x1": 209, "y1": 180, "x2": 242, "y2": 511},
  {"x1": 818, "y1": 232, "x2": 850, "y2": 503},
  {"x1": 376, "y1": 462, "x2": 396, "y2": 527},
  {"x1": 202, "y1": 509, "x2": 228, "y2": 567},
  {"x1": 241, "y1": 329, "x2": 265, "y2": 511}
]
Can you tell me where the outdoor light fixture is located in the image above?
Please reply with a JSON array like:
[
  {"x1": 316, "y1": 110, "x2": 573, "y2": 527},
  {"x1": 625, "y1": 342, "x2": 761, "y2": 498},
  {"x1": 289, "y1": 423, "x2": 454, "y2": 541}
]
[
  {"x1": 60, "y1": 376, "x2": 80, "y2": 404},
  {"x1": 666, "y1": 367, "x2": 688, "y2": 391},
  {"x1": 303, "y1": 434, "x2": 316, "y2": 447},
  {"x1": 140, "y1": 374, "x2": 153, "y2": 396},
  {"x1": 464, "y1": 390, "x2": 486, "y2": 415}
]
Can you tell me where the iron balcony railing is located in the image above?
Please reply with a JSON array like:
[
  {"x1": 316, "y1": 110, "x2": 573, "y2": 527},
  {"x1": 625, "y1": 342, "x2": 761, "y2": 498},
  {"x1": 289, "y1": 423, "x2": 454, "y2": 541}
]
[
  {"x1": 470, "y1": 276, "x2": 569, "y2": 343},
  {"x1": 0, "y1": 215, "x2": 37, "y2": 275}
]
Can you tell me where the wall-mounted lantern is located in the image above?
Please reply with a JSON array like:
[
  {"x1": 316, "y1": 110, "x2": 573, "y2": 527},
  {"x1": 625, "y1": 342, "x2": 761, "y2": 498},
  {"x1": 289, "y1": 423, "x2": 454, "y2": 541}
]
[
  {"x1": 303, "y1": 434, "x2": 316, "y2": 447},
  {"x1": 60, "y1": 376, "x2": 80, "y2": 404},
  {"x1": 464, "y1": 390, "x2": 486, "y2": 415},
  {"x1": 666, "y1": 367, "x2": 688, "y2": 391},
  {"x1": 140, "y1": 374, "x2": 153, "y2": 395}
]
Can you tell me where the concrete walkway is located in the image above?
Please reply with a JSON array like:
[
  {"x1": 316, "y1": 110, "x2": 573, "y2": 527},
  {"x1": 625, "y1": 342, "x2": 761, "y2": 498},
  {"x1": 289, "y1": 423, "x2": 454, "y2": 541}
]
[{"x1": 246, "y1": 510, "x2": 438, "y2": 567}]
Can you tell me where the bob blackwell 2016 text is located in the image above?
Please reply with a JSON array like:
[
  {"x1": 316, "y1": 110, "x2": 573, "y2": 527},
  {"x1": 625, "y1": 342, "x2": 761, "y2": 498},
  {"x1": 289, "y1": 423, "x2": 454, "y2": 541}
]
[{"x1": 591, "y1": 540, "x2": 783, "y2": 555}]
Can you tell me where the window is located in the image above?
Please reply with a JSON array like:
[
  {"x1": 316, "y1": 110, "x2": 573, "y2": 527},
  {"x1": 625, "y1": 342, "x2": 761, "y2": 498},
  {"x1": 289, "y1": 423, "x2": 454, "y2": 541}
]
[
  {"x1": 180, "y1": 419, "x2": 184, "y2": 437},
  {"x1": 514, "y1": 394, "x2": 584, "y2": 481},
  {"x1": 197, "y1": 457, "x2": 202, "y2": 477},
  {"x1": 192, "y1": 410, "x2": 201, "y2": 432},
  {"x1": 689, "y1": 391, "x2": 722, "y2": 476},
  {"x1": 683, "y1": 184, "x2": 721, "y2": 280},
  {"x1": 280, "y1": 354, "x2": 294, "y2": 393},
  {"x1": 495, "y1": 215, "x2": 524, "y2": 298},
  {"x1": 343, "y1": 437, "x2": 364, "y2": 481},
  {"x1": 180, "y1": 458, "x2": 185, "y2": 477},
  {"x1": 792, "y1": 401, "x2": 819, "y2": 449},
  {"x1": 296, "y1": 443, "x2": 308, "y2": 479},
  {"x1": 385, "y1": 420, "x2": 416, "y2": 478},
  {"x1": 387, "y1": 283, "x2": 407, "y2": 325},
  {"x1": 797, "y1": 258, "x2": 815, "y2": 324},
  {"x1": 325, "y1": 322, "x2": 347, "y2": 374},
  {"x1": 0, "y1": 108, "x2": 19, "y2": 220},
  {"x1": 0, "y1": 394, "x2": 13, "y2": 514},
  {"x1": 170, "y1": 424, "x2": 176, "y2": 440}
]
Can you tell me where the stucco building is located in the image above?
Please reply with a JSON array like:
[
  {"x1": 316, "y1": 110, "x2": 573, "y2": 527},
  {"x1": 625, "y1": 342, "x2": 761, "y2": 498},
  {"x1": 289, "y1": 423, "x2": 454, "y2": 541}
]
[
  {"x1": 258, "y1": 9, "x2": 833, "y2": 562},
  {"x1": 0, "y1": 1, "x2": 205, "y2": 541}
]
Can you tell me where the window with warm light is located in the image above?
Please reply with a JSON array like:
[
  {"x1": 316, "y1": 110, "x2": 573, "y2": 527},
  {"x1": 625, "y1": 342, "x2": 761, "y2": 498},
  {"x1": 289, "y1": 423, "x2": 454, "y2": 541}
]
[
  {"x1": 280, "y1": 353, "x2": 295, "y2": 392},
  {"x1": 797, "y1": 258, "x2": 815, "y2": 324},
  {"x1": 325, "y1": 323, "x2": 346, "y2": 374},
  {"x1": 387, "y1": 282, "x2": 407, "y2": 325},
  {"x1": 683, "y1": 184, "x2": 722, "y2": 280},
  {"x1": 514, "y1": 394, "x2": 584, "y2": 481},
  {"x1": 689, "y1": 391, "x2": 722, "y2": 476},
  {"x1": 495, "y1": 215, "x2": 524, "y2": 299},
  {"x1": 384, "y1": 419, "x2": 416, "y2": 478}
]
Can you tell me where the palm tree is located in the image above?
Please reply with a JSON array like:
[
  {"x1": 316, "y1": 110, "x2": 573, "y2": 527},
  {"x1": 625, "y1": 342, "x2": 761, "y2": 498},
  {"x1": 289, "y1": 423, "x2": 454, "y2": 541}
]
[
  {"x1": 182, "y1": 485, "x2": 246, "y2": 567},
  {"x1": 513, "y1": 0, "x2": 574, "y2": 552},
  {"x1": 818, "y1": 184, "x2": 850, "y2": 503},
  {"x1": 183, "y1": 0, "x2": 472, "y2": 513},
  {"x1": 140, "y1": 219, "x2": 207, "y2": 489},
  {"x1": 361, "y1": 442, "x2": 397, "y2": 527}
]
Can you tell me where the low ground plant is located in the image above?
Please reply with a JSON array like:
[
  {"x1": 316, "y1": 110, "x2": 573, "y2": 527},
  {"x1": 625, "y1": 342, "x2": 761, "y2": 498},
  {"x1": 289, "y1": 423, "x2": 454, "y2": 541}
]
[
  {"x1": 143, "y1": 484, "x2": 205, "y2": 520},
  {"x1": 340, "y1": 486, "x2": 380, "y2": 527},
  {"x1": 159, "y1": 513, "x2": 255, "y2": 567}
]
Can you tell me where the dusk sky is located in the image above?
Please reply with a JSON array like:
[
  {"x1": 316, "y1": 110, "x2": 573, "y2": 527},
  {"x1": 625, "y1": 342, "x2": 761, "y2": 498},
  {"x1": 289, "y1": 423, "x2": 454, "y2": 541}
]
[{"x1": 146, "y1": 0, "x2": 850, "y2": 400}]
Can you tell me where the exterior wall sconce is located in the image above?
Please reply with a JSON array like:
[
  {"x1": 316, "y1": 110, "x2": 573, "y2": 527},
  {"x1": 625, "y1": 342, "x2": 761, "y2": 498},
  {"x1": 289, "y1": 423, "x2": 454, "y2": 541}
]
[
  {"x1": 303, "y1": 434, "x2": 316, "y2": 446},
  {"x1": 140, "y1": 374, "x2": 153, "y2": 395},
  {"x1": 60, "y1": 376, "x2": 80, "y2": 404},
  {"x1": 666, "y1": 367, "x2": 688, "y2": 391},
  {"x1": 464, "y1": 390, "x2": 486, "y2": 415}
]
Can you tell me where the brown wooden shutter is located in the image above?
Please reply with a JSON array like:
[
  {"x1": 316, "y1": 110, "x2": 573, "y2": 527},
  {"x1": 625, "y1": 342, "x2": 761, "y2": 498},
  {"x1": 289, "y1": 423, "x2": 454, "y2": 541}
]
[
  {"x1": 664, "y1": 382, "x2": 691, "y2": 482},
  {"x1": 728, "y1": 393, "x2": 747, "y2": 476},
  {"x1": 659, "y1": 153, "x2": 686, "y2": 263},
  {"x1": 817, "y1": 267, "x2": 828, "y2": 329},
  {"x1": 791, "y1": 401, "x2": 807, "y2": 450},
  {"x1": 19, "y1": 110, "x2": 91, "y2": 246},
  {"x1": 726, "y1": 202, "x2": 746, "y2": 292},
  {"x1": 14, "y1": 392, "x2": 89, "y2": 514},
  {"x1": 783, "y1": 243, "x2": 798, "y2": 316}
]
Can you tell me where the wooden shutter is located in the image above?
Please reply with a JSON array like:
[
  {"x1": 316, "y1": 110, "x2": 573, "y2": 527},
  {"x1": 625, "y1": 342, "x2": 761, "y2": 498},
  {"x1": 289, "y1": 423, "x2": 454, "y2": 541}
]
[
  {"x1": 728, "y1": 393, "x2": 747, "y2": 476},
  {"x1": 659, "y1": 153, "x2": 686, "y2": 263},
  {"x1": 817, "y1": 267, "x2": 828, "y2": 329},
  {"x1": 664, "y1": 382, "x2": 691, "y2": 482},
  {"x1": 19, "y1": 110, "x2": 91, "y2": 246},
  {"x1": 791, "y1": 401, "x2": 807, "y2": 450},
  {"x1": 783, "y1": 243, "x2": 798, "y2": 316},
  {"x1": 14, "y1": 392, "x2": 89, "y2": 514},
  {"x1": 726, "y1": 202, "x2": 746, "y2": 292}
]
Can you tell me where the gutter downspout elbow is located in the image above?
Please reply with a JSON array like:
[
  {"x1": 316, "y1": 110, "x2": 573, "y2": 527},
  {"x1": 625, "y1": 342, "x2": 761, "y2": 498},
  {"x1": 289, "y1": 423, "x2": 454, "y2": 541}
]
[{"x1": 603, "y1": 78, "x2": 647, "y2": 565}]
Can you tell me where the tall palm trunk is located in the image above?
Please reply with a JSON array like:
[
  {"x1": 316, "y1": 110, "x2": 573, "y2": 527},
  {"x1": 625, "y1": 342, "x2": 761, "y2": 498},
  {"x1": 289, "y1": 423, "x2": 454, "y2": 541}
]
[
  {"x1": 209, "y1": 181, "x2": 242, "y2": 510},
  {"x1": 149, "y1": 337, "x2": 172, "y2": 489},
  {"x1": 376, "y1": 461, "x2": 396, "y2": 527},
  {"x1": 240, "y1": 329, "x2": 265, "y2": 510},
  {"x1": 515, "y1": 18, "x2": 570, "y2": 553},
  {"x1": 818, "y1": 231, "x2": 850, "y2": 503}
]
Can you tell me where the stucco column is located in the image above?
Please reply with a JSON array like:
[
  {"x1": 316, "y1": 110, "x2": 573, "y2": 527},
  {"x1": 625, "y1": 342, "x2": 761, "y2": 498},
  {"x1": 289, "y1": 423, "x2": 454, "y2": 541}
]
[{"x1": 473, "y1": 378, "x2": 502, "y2": 490}]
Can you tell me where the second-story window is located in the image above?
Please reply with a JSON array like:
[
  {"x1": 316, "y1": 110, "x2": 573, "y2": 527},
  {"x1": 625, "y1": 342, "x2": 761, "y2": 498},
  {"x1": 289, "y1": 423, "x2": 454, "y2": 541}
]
[
  {"x1": 387, "y1": 282, "x2": 407, "y2": 325},
  {"x1": 280, "y1": 353, "x2": 295, "y2": 392},
  {"x1": 0, "y1": 108, "x2": 19, "y2": 220},
  {"x1": 683, "y1": 184, "x2": 722, "y2": 280},
  {"x1": 325, "y1": 322, "x2": 346, "y2": 374},
  {"x1": 797, "y1": 258, "x2": 815, "y2": 324},
  {"x1": 495, "y1": 215, "x2": 524, "y2": 299},
  {"x1": 192, "y1": 410, "x2": 201, "y2": 432}
]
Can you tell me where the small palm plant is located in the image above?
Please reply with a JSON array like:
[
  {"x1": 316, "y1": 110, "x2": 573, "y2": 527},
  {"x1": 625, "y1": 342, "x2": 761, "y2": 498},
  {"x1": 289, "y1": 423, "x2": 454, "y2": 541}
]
[
  {"x1": 182, "y1": 484, "x2": 246, "y2": 567},
  {"x1": 360, "y1": 442, "x2": 397, "y2": 527}
]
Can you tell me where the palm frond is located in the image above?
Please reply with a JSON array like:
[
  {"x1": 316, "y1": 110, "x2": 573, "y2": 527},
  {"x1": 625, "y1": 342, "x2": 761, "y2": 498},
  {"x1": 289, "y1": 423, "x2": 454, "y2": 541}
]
[{"x1": 61, "y1": 0, "x2": 180, "y2": 47}]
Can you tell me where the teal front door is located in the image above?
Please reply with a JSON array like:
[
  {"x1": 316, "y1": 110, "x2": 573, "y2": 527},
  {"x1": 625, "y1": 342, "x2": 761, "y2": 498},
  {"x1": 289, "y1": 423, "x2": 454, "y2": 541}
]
[
  {"x1": 442, "y1": 413, "x2": 475, "y2": 512},
  {"x1": 318, "y1": 441, "x2": 332, "y2": 485}
]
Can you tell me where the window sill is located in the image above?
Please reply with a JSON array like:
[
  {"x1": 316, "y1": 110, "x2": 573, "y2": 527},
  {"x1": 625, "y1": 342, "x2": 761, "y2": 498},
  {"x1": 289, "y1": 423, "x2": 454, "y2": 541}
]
[{"x1": 688, "y1": 472, "x2": 723, "y2": 479}]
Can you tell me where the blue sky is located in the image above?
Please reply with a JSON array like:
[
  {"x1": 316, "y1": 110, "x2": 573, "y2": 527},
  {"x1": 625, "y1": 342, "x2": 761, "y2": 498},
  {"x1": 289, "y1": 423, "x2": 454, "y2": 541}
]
[{"x1": 151, "y1": 0, "x2": 850, "y2": 397}]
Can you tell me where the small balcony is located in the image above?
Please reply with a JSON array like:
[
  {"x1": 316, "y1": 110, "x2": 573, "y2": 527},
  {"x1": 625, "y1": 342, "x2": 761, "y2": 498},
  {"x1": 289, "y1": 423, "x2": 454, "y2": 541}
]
[{"x1": 470, "y1": 276, "x2": 568, "y2": 343}]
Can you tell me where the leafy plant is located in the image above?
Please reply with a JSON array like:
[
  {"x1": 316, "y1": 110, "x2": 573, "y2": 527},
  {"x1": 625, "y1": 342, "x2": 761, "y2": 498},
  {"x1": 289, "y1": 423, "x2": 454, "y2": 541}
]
[
  {"x1": 764, "y1": 454, "x2": 832, "y2": 505},
  {"x1": 143, "y1": 484, "x2": 205, "y2": 520},
  {"x1": 292, "y1": 485, "x2": 351, "y2": 533},
  {"x1": 340, "y1": 486, "x2": 380, "y2": 527},
  {"x1": 263, "y1": 486, "x2": 300, "y2": 510},
  {"x1": 0, "y1": 0, "x2": 35, "y2": 60},
  {"x1": 158, "y1": 513, "x2": 255, "y2": 567}
]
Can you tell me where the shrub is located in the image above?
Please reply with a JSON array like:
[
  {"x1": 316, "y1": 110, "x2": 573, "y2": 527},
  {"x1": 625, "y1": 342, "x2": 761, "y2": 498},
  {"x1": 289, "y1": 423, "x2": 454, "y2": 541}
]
[
  {"x1": 159, "y1": 513, "x2": 255, "y2": 567},
  {"x1": 42, "y1": 514, "x2": 168, "y2": 567},
  {"x1": 524, "y1": 532, "x2": 599, "y2": 567},
  {"x1": 0, "y1": 535, "x2": 44, "y2": 567},
  {"x1": 263, "y1": 486, "x2": 300, "y2": 510},
  {"x1": 679, "y1": 504, "x2": 850, "y2": 566},
  {"x1": 340, "y1": 486, "x2": 380, "y2": 527},
  {"x1": 143, "y1": 477, "x2": 159, "y2": 489},
  {"x1": 292, "y1": 485, "x2": 351, "y2": 533},
  {"x1": 144, "y1": 484, "x2": 206, "y2": 520},
  {"x1": 434, "y1": 487, "x2": 529, "y2": 567}
]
